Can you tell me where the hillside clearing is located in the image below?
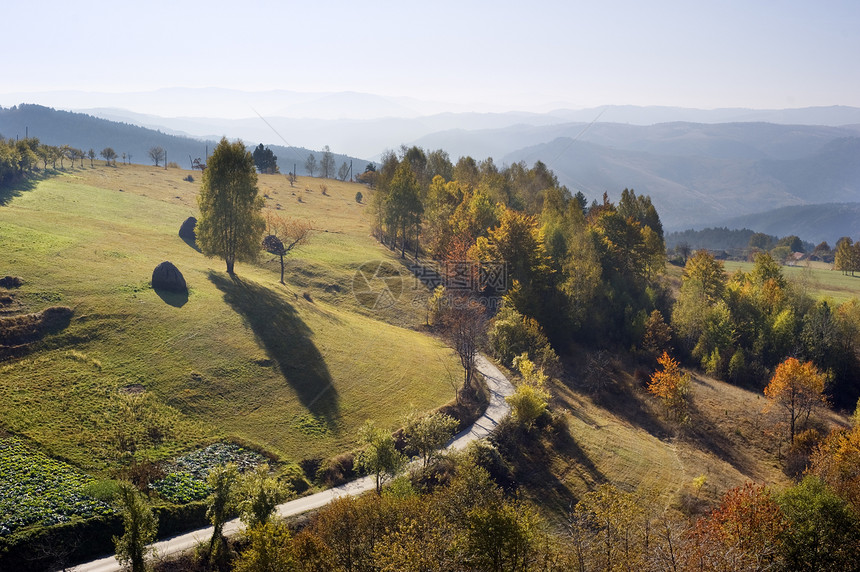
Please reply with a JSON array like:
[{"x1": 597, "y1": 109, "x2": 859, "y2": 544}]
[{"x1": 0, "y1": 164, "x2": 459, "y2": 473}]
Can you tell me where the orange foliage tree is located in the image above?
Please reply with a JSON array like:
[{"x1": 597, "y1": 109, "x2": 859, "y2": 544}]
[
  {"x1": 685, "y1": 482, "x2": 788, "y2": 571},
  {"x1": 647, "y1": 351, "x2": 691, "y2": 424},
  {"x1": 809, "y1": 421, "x2": 860, "y2": 512},
  {"x1": 763, "y1": 357, "x2": 827, "y2": 444}
]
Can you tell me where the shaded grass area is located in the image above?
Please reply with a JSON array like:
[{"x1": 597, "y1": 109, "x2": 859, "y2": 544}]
[
  {"x1": 208, "y1": 272, "x2": 339, "y2": 423},
  {"x1": 506, "y1": 348, "x2": 850, "y2": 524},
  {"x1": 0, "y1": 164, "x2": 459, "y2": 475}
]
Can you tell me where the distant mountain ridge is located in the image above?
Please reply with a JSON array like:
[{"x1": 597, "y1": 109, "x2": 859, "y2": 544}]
[
  {"x1": 0, "y1": 104, "x2": 371, "y2": 174},
  {"x1": 3, "y1": 102, "x2": 860, "y2": 233},
  {"x1": 707, "y1": 203, "x2": 860, "y2": 245}
]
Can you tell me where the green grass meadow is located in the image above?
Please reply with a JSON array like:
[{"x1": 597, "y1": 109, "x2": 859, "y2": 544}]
[
  {"x1": 0, "y1": 165, "x2": 459, "y2": 474},
  {"x1": 721, "y1": 259, "x2": 860, "y2": 304}
]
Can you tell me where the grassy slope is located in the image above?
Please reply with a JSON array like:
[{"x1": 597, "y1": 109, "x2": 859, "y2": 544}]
[
  {"x1": 519, "y1": 261, "x2": 857, "y2": 521},
  {"x1": 514, "y1": 352, "x2": 849, "y2": 522},
  {"x1": 0, "y1": 165, "x2": 459, "y2": 473}
]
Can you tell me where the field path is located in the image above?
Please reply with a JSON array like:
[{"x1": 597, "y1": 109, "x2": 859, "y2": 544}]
[{"x1": 68, "y1": 354, "x2": 513, "y2": 572}]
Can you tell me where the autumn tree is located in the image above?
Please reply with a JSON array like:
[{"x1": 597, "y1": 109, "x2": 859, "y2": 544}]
[
  {"x1": 233, "y1": 521, "x2": 296, "y2": 572},
  {"x1": 237, "y1": 464, "x2": 291, "y2": 528},
  {"x1": 764, "y1": 357, "x2": 827, "y2": 443},
  {"x1": 404, "y1": 411, "x2": 459, "y2": 468},
  {"x1": 262, "y1": 212, "x2": 312, "y2": 284},
  {"x1": 506, "y1": 354, "x2": 551, "y2": 430},
  {"x1": 358, "y1": 420, "x2": 405, "y2": 494},
  {"x1": 465, "y1": 499, "x2": 543, "y2": 571},
  {"x1": 384, "y1": 159, "x2": 423, "y2": 257},
  {"x1": 571, "y1": 483, "x2": 647, "y2": 571},
  {"x1": 441, "y1": 298, "x2": 486, "y2": 392},
  {"x1": 686, "y1": 483, "x2": 788, "y2": 572},
  {"x1": 647, "y1": 351, "x2": 691, "y2": 424},
  {"x1": 196, "y1": 137, "x2": 266, "y2": 275},
  {"x1": 319, "y1": 145, "x2": 335, "y2": 178},
  {"x1": 338, "y1": 161, "x2": 350, "y2": 181},
  {"x1": 206, "y1": 463, "x2": 239, "y2": 566},
  {"x1": 809, "y1": 417, "x2": 860, "y2": 511},
  {"x1": 113, "y1": 482, "x2": 158, "y2": 572},
  {"x1": 642, "y1": 308, "x2": 672, "y2": 356}
]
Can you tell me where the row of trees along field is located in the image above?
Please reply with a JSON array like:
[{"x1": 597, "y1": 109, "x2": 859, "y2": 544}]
[{"x1": 0, "y1": 136, "x2": 134, "y2": 184}]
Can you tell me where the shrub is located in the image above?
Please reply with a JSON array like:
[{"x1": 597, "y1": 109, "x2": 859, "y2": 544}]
[
  {"x1": 355, "y1": 191, "x2": 363, "y2": 203},
  {"x1": 315, "y1": 453, "x2": 355, "y2": 487},
  {"x1": 183, "y1": 174, "x2": 194, "y2": 182}
]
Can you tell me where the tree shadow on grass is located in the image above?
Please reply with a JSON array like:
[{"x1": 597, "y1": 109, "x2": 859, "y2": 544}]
[
  {"x1": 209, "y1": 272, "x2": 340, "y2": 423},
  {"x1": 0, "y1": 174, "x2": 41, "y2": 206}
]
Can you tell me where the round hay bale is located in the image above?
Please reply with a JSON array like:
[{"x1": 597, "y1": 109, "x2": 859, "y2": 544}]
[
  {"x1": 151, "y1": 261, "x2": 187, "y2": 293},
  {"x1": 178, "y1": 217, "x2": 197, "y2": 241}
]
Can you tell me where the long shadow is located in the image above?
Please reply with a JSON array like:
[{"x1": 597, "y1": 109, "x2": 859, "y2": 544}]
[
  {"x1": 209, "y1": 272, "x2": 339, "y2": 423},
  {"x1": 683, "y1": 397, "x2": 761, "y2": 480},
  {"x1": 0, "y1": 174, "x2": 41, "y2": 206}
]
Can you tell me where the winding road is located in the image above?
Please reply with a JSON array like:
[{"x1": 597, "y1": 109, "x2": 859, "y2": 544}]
[{"x1": 68, "y1": 354, "x2": 513, "y2": 572}]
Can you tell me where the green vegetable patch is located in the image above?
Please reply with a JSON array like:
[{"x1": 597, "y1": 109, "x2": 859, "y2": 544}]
[{"x1": 0, "y1": 437, "x2": 113, "y2": 536}]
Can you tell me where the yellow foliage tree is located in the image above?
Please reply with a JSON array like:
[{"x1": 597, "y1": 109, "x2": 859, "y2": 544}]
[
  {"x1": 763, "y1": 357, "x2": 827, "y2": 444},
  {"x1": 506, "y1": 354, "x2": 551, "y2": 430},
  {"x1": 647, "y1": 351, "x2": 691, "y2": 424}
]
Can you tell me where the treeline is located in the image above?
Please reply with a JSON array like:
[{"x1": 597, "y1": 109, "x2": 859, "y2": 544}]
[
  {"x1": 674, "y1": 250, "x2": 860, "y2": 407},
  {"x1": 0, "y1": 136, "x2": 90, "y2": 186},
  {"x1": 364, "y1": 145, "x2": 860, "y2": 408},
  {"x1": 186, "y1": 432, "x2": 860, "y2": 572},
  {"x1": 666, "y1": 227, "x2": 818, "y2": 261},
  {"x1": 834, "y1": 236, "x2": 860, "y2": 275},
  {"x1": 368, "y1": 146, "x2": 667, "y2": 349}
]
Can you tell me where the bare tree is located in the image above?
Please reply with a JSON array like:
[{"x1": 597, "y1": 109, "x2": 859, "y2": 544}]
[
  {"x1": 320, "y1": 145, "x2": 335, "y2": 178},
  {"x1": 441, "y1": 296, "x2": 487, "y2": 391},
  {"x1": 337, "y1": 161, "x2": 350, "y2": 181},
  {"x1": 304, "y1": 153, "x2": 317, "y2": 177},
  {"x1": 262, "y1": 212, "x2": 312, "y2": 284},
  {"x1": 148, "y1": 146, "x2": 166, "y2": 167}
]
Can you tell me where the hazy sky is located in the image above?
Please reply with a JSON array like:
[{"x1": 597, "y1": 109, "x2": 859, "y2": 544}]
[{"x1": 3, "y1": 0, "x2": 859, "y2": 115}]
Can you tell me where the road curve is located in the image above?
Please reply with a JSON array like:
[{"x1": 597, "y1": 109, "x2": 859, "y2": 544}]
[{"x1": 68, "y1": 354, "x2": 514, "y2": 572}]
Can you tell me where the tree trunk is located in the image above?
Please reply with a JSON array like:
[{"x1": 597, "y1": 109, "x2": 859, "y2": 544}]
[
  {"x1": 226, "y1": 258, "x2": 235, "y2": 275},
  {"x1": 279, "y1": 254, "x2": 285, "y2": 284}
]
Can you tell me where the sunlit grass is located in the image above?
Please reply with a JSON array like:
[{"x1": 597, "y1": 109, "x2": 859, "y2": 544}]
[{"x1": 0, "y1": 164, "x2": 458, "y2": 474}]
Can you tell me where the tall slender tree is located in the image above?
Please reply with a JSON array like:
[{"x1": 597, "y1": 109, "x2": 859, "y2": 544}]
[{"x1": 197, "y1": 138, "x2": 266, "y2": 275}]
